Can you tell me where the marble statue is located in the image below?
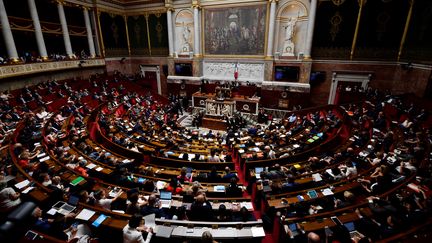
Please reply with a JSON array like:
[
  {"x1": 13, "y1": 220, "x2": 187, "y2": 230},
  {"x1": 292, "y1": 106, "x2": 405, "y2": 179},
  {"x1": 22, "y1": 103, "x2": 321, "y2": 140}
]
[
  {"x1": 282, "y1": 17, "x2": 297, "y2": 56},
  {"x1": 181, "y1": 22, "x2": 191, "y2": 54}
]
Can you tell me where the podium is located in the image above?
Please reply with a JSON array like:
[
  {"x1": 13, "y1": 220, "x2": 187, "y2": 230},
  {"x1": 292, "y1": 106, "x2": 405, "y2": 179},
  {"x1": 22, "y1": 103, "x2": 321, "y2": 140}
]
[{"x1": 205, "y1": 99, "x2": 235, "y2": 117}]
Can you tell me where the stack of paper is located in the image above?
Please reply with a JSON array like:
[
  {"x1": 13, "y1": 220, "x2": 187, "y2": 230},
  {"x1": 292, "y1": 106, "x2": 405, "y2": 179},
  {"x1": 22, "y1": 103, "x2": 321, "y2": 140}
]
[{"x1": 75, "y1": 209, "x2": 96, "y2": 221}]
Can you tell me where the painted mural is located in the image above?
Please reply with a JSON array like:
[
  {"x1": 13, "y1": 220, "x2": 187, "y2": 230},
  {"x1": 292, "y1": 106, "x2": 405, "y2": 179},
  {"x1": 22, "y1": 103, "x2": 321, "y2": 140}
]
[{"x1": 204, "y1": 5, "x2": 267, "y2": 55}]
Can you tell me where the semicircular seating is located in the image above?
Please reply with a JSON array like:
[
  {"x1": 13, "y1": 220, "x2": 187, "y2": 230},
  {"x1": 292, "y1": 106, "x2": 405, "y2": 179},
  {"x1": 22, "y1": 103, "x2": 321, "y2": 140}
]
[{"x1": 1, "y1": 75, "x2": 431, "y2": 243}]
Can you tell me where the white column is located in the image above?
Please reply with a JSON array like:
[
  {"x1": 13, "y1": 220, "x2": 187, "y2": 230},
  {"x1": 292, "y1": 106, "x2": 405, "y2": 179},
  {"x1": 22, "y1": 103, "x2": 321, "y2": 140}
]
[
  {"x1": 166, "y1": 8, "x2": 174, "y2": 56},
  {"x1": 83, "y1": 7, "x2": 96, "y2": 57},
  {"x1": 28, "y1": 0, "x2": 47, "y2": 59},
  {"x1": 198, "y1": 8, "x2": 202, "y2": 54},
  {"x1": 304, "y1": 0, "x2": 318, "y2": 59},
  {"x1": 57, "y1": 2, "x2": 73, "y2": 57},
  {"x1": 193, "y1": 6, "x2": 200, "y2": 56},
  {"x1": 90, "y1": 10, "x2": 101, "y2": 56},
  {"x1": 0, "y1": 0, "x2": 18, "y2": 60},
  {"x1": 266, "y1": 0, "x2": 277, "y2": 57},
  {"x1": 156, "y1": 66, "x2": 162, "y2": 95}
]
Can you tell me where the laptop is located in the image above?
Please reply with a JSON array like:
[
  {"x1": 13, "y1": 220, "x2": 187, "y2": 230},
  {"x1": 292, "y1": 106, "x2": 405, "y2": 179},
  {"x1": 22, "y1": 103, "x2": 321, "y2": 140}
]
[
  {"x1": 68, "y1": 195, "x2": 80, "y2": 206},
  {"x1": 159, "y1": 191, "x2": 172, "y2": 208},
  {"x1": 255, "y1": 167, "x2": 264, "y2": 179},
  {"x1": 262, "y1": 180, "x2": 272, "y2": 193},
  {"x1": 52, "y1": 201, "x2": 76, "y2": 215},
  {"x1": 344, "y1": 222, "x2": 364, "y2": 239}
]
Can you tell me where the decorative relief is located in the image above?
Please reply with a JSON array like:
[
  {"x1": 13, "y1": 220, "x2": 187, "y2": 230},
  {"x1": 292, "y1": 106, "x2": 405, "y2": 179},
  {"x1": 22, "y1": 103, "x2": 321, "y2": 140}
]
[
  {"x1": 330, "y1": 12, "x2": 342, "y2": 42},
  {"x1": 0, "y1": 59, "x2": 106, "y2": 80},
  {"x1": 203, "y1": 62, "x2": 264, "y2": 82}
]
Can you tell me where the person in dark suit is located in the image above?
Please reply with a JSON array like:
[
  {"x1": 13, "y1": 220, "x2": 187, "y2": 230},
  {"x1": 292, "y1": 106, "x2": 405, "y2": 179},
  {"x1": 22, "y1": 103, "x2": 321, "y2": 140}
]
[{"x1": 189, "y1": 194, "x2": 213, "y2": 221}]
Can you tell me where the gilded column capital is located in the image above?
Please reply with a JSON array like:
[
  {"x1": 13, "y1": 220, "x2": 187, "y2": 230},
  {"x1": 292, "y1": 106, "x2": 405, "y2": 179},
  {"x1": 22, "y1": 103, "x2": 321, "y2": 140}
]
[
  {"x1": 81, "y1": 5, "x2": 91, "y2": 11},
  {"x1": 165, "y1": 2, "x2": 174, "y2": 12},
  {"x1": 54, "y1": 0, "x2": 65, "y2": 5},
  {"x1": 192, "y1": 0, "x2": 201, "y2": 8}
]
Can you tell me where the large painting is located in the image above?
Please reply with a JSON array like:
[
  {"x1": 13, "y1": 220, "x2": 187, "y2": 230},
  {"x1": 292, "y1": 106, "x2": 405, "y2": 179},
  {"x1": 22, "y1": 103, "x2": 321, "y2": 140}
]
[{"x1": 204, "y1": 5, "x2": 267, "y2": 55}]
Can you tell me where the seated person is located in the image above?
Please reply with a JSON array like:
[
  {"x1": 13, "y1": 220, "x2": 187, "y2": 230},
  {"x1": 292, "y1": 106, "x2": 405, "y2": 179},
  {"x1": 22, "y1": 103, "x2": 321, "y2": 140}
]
[
  {"x1": 140, "y1": 194, "x2": 166, "y2": 218},
  {"x1": 225, "y1": 177, "x2": 242, "y2": 196},
  {"x1": 177, "y1": 167, "x2": 193, "y2": 183},
  {"x1": 216, "y1": 204, "x2": 232, "y2": 222},
  {"x1": 0, "y1": 179, "x2": 21, "y2": 213},
  {"x1": 123, "y1": 214, "x2": 153, "y2": 243},
  {"x1": 222, "y1": 167, "x2": 237, "y2": 181},
  {"x1": 94, "y1": 188, "x2": 123, "y2": 211},
  {"x1": 232, "y1": 206, "x2": 256, "y2": 222},
  {"x1": 207, "y1": 166, "x2": 221, "y2": 181},
  {"x1": 201, "y1": 231, "x2": 219, "y2": 243},
  {"x1": 31, "y1": 207, "x2": 76, "y2": 240},
  {"x1": 166, "y1": 177, "x2": 183, "y2": 195},
  {"x1": 126, "y1": 192, "x2": 148, "y2": 215},
  {"x1": 189, "y1": 194, "x2": 213, "y2": 221}
]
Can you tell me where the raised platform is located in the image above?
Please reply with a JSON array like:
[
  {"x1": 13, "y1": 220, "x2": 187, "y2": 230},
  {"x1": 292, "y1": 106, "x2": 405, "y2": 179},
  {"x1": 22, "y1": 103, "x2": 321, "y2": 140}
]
[{"x1": 202, "y1": 117, "x2": 227, "y2": 131}]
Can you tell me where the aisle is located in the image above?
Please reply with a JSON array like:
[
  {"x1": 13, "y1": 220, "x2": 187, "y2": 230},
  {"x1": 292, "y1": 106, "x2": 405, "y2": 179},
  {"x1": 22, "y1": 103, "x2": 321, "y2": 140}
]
[{"x1": 232, "y1": 150, "x2": 275, "y2": 243}]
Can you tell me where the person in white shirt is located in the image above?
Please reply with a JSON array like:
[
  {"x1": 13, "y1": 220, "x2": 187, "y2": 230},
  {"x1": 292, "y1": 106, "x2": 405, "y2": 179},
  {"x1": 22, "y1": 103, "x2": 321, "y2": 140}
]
[
  {"x1": 95, "y1": 189, "x2": 122, "y2": 211},
  {"x1": 123, "y1": 214, "x2": 153, "y2": 243},
  {"x1": 36, "y1": 107, "x2": 49, "y2": 120},
  {"x1": 0, "y1": 180, "x2": 21, "y2": 213}
]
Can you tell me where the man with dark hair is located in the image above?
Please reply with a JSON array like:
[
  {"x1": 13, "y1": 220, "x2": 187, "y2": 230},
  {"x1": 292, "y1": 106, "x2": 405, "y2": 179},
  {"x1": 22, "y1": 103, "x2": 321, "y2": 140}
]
[{"x1": 123, "y1": 214, "x2": 153, "y2": 243}]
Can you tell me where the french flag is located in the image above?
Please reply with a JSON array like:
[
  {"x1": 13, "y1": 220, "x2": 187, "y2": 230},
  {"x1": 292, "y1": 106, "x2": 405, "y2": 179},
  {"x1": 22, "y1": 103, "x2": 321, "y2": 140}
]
[{"x1": 234, "y1": 63, "x2": 239, "y2": 80}]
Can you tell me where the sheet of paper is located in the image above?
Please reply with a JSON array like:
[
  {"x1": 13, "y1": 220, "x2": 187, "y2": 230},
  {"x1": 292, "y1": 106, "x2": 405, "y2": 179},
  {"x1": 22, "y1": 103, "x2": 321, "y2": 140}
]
[
  {"x1": 251, "y1": 227, "x2": 265, "y2": 237},
  {"x1": 143, "y1": 213, "x2": 156, "y2": 229},
  {"x1": 322, "y1": 188, "x2": 334, "y2": 196},
  {"x1": 39, "y1": 156, "x2": 50, "y2": 162},
  {"x1": 37, "y1": 153, "x2": 46, "y2": 158},
  {"x1": 156, "y1": 225, "x2": 173, "y2": 238},
  {"x1": 75, "y1": 209, "x2": 96, "y2": 221},
  {"x1": 22, "y1": 186, "x2": 34, "y2": 194},
  {"x1": 312, "y1": 173, "x2": 322, "y2": 182},
  {"x1": 47, "y1": 208, "x2": 58, "y2": 216},
  {"x1": 86, "y1": 163, "x2": 97, "y2": 169},
  {"x1": 95, "y1": 167, "x2": 103, "y2": 172},
  {"x1": 15, "y1": 179, "x2": 30, "y2": 189}
]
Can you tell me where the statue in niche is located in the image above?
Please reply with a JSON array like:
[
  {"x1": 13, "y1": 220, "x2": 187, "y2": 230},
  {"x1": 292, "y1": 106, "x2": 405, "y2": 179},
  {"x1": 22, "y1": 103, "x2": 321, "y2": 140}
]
[
  {"x1": 181, "y1": 22, "x2": 191, "y2": 54},
  {"x1": 282, "y1": 17, "x2": 297, "y2": 56}
]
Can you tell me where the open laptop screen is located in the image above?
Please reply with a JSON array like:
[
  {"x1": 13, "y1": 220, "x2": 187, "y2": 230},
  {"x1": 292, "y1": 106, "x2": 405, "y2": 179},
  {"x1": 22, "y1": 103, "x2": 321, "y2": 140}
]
[
  {"x1": 344, "y1": 222, "x2": 355, "y2": 231},
  {"x1": 160, "y1": 191, "x2": 172, "y2": 200},
  {"x1": 68, "y1": 196, "x2": 79, "y2": 206},
  {"x1": 255, "y1": 167, "x2": 264, "y2": 174}
]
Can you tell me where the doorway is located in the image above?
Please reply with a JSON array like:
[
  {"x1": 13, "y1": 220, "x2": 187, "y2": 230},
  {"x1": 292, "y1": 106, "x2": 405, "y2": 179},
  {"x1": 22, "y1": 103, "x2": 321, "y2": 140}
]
[{"x1": 328, "y1": 72, "x2": 372, "y2": 105}]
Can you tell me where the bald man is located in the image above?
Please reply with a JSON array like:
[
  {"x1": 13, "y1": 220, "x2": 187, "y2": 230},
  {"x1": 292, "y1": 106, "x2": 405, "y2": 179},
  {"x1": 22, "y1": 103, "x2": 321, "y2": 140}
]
[
  {"x1": 190, "y1": 194, "x2": 213, "y2": 221},
  {"x1": 308, "y1": 232, "x2": 321, "y2": 243}
]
